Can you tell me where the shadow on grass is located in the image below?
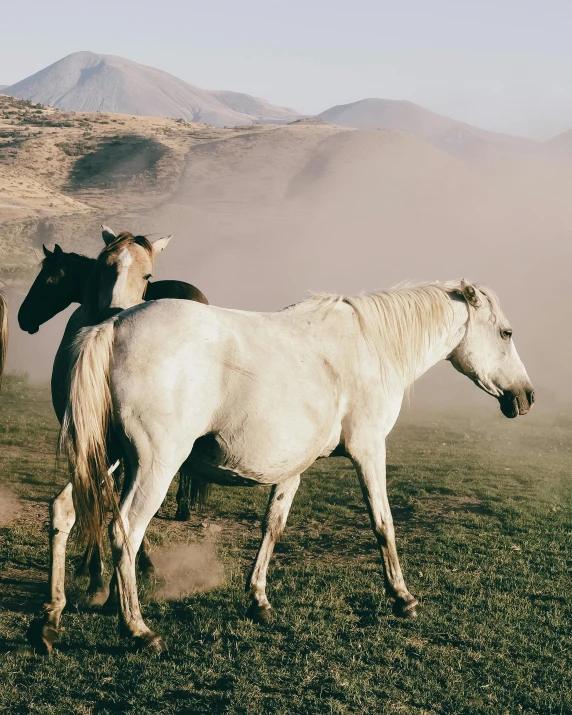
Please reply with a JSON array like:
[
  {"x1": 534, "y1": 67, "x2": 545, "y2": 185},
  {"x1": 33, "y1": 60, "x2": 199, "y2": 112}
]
[{"x1": 0, "y1": 575, "x2": 46, "y2": 614}]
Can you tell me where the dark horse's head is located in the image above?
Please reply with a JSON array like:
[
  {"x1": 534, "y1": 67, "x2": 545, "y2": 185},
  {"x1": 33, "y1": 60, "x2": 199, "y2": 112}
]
[{"x1": 18, "y1": 244, "x2": 94, "y2": 334}]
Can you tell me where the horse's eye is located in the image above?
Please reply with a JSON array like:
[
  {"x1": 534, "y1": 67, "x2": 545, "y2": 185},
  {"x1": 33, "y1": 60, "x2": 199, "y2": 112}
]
[{"x1": 501, "y1": 328, "x2": 513, "y2": 340}]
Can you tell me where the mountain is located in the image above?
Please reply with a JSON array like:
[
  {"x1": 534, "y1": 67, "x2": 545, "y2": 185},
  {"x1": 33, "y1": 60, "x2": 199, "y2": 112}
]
[
  {"x1": 543, "y1": 128, "x2": 572, "y2": 159},
  {"x1": 316, "y1": 98, "x2": 536, "y2": 159},
  {"x1": 3, "y1": 52, "x2": 301, "y2": 127}
]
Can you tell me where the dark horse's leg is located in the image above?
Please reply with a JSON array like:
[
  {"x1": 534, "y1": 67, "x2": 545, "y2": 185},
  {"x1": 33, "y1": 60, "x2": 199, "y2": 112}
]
[
  {"x1": 175, "y1": 470, "x2": 192, "y2": 521},
  {"x1": 77, "y1": 540, "x2": 154, "y2": 579}
]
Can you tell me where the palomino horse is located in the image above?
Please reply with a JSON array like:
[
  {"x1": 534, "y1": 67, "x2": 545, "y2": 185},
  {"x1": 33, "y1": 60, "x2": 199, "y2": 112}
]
[
  {"x1": 18, "y1": 229, "x2": 209, "y2": 520},
  {"x1": 0, "y1": 290, "x2": 8, "y2": 384},
  {"x1": 57, "y1": 280, "x2": 533, "y2": 652},
  {"x1": 26, "y1": 229, "x2": 174, "y2": 654}
]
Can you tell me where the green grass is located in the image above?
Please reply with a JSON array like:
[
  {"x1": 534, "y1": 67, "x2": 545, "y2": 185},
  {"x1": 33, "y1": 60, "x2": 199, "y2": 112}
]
[{"x1": 0, "y1": 374, "x2": 570, "y2": 714}]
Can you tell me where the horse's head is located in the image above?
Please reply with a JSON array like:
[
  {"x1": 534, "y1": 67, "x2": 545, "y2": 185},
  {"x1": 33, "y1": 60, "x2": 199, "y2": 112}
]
[
  {"x1": 18, "y1": 244, "x2": 88, "y2": 334},
  {"x1": 90, "y1": 226, "x2": 171, "y2": 320},
  {"x1": 447, "y1": 281, "x2": 535, "y2": 418}
]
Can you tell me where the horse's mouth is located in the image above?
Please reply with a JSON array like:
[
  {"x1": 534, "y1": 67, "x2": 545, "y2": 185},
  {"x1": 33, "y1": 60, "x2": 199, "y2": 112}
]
[
  {"x1": 498, "y1": 389, "x2": 535, "y2": 418},
  {"x1": 26, "y1": 326, "x2": 39, "y2": 335},
  {"x1": 499, "y1": 394, "x2": 519, "y2": 418}
]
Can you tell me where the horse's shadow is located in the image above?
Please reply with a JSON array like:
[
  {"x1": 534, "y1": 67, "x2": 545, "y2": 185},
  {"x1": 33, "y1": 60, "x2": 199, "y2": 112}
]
[{"x1": 0, "y1": 575, "x2": 46, "y2": 615}]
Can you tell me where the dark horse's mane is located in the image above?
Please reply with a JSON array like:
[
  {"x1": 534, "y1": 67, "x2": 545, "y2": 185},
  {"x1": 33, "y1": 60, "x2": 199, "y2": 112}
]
[{"x1": 42, "y1": 251, "x2": 94, "y2": 268}]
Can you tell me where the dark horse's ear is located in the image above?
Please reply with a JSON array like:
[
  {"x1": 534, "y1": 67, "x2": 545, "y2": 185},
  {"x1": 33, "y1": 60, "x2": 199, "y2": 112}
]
[
  {"x1": 42, "y1": 244, "x2": 53, "y2": 258},
  {"x1": 101, "y1": 224, "x2": 117, "y2": 244},
  {"x1": 53, "y1": 244, "x2": 63, "y2": 256}
]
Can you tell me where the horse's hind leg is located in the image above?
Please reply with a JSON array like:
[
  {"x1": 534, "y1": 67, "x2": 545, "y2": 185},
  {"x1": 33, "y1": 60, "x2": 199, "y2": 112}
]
[
  {"x1": 27, "y1": 482, "x2": 75, "y2": 654},
  {"x1": 110, "y1": 450, "x2": 184, "y2": 652},
  {"x1": 245, "y1": 474, "x2": 300, "y2": 624},
  {"x1": 349, "y1": 440, "x2": 418, "y2": 618},
  {"x1": 85, "y1": 543, "x2": 109, "y2": 606},
  {"x1": 75, "y1": 546, "x2": 90, "y2": 576}
]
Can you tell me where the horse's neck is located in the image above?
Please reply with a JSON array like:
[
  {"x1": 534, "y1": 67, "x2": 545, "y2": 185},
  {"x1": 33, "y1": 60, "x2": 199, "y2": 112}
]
[
  {"x1": 70, "y1": 258, "x2": 96, "y2": 305},
  {"x1": 406, "y1": 299, "x2": 468, "y2": 388}
]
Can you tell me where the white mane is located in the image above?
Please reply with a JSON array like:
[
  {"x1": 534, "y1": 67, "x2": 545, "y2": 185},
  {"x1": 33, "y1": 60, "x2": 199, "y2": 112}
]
[{"x1": 308, "y1": 281, "x2": 500, "y2": 387}]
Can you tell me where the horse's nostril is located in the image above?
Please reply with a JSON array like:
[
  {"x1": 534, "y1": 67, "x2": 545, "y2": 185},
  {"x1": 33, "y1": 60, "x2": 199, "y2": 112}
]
[{"x1": 529, "y1": 390, "x2": 535, "y2": 404}]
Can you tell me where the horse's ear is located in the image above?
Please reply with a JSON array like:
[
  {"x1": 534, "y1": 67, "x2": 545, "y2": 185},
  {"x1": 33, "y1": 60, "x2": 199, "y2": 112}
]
[
  {"x1": 101, "y1": 225, "x2": 117, "y2": 244},
  {"x1": 53, "y1": 244, "x2": 63, "y2": 256},
  {"x1": 151, "y1": 235, "x2": 172, "y2": 254},
  {"x1": 459, "y1": 279, "x2": 481, "y2": 308},
  {"x1": 42, "y1": 244, "x2": 52, "y2": 258}
]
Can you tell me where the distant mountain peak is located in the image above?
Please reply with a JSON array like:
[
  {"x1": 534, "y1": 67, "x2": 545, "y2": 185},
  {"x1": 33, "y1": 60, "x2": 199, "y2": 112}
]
[{"x1": 3, "y1": 52, "x2": 302, "y2": 127}]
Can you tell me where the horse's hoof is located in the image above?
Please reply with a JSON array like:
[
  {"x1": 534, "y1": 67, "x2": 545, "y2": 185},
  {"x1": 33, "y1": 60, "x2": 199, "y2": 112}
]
[
  {"x1": 393, "y1": 596, "x2": 419, "y2": 619},
  {"x1": 174, "y1": 505, "x2": 191, "y2": 522},
  {"x1": 245, "y1": 603, "x2": 273, "y2": 625},
  {"x1": 26, "y1": 617, "x2": 59, "y2": 655},
  {"x1": 86, "y1": 587, "x2": 110, "y2": 608},
  {"x1": 134, "y1": 632, "x2": 168, "y2": 655}
]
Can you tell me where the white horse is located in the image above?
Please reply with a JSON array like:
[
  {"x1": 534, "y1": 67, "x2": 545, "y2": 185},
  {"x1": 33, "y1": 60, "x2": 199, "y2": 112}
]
[{"x1": 59, "y1": 280, "x2": 534, "y2": 652}]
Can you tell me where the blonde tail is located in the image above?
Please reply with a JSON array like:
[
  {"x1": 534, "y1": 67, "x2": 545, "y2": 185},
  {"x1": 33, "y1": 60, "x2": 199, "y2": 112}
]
[{"x1": 59, "y1": 319, "x2": 118, "y2": 549}]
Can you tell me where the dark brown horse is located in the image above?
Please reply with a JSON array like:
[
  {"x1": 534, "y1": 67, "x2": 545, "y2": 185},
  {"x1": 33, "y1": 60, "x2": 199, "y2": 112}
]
[{"x1": 18, "y1": 232, "x2": 208, "y2": 521}]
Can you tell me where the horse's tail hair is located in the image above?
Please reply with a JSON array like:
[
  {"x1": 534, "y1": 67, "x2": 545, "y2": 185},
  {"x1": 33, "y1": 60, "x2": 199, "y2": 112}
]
[
  {"x1": 0, "y1": 292, "x2": 8, "y2": 386},
  {"x1": 59, "y1": 318, "x2": 119, "y2": 551}
]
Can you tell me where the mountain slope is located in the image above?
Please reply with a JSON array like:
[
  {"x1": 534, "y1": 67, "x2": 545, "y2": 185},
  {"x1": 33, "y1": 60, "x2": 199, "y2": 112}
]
[
  {"x1": 3, "y1": 52, "x2": 301, "y2": 127},
  {"x1": 317, "y1": 98, "x2": 536, "y2": 159}
]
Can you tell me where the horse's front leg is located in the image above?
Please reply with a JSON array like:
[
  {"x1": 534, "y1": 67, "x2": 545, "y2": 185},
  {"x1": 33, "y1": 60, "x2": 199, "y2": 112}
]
[
  {"x1": 349, "y1": 440, "x2": 418, "y2": 618},
  {"x1": 245, "y1": 474, "x2": 300, "y2": 624},
  {"x1": 27, "y1": 482, "x2": 75, "y2": 654}
]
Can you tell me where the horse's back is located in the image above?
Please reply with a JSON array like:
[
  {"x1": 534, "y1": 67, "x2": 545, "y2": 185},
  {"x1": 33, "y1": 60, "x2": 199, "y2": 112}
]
[
  {"x1": 111, "y1": 299, "x2": 343, "y2": 478},
  {"x1": 146, "y1": 280, "x2": 208, "y2": 305}
]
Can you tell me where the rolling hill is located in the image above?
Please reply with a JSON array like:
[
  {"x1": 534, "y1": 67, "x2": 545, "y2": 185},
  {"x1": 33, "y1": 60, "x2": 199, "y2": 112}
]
[
  {"x1": 316, "y1": 98, "x2": 536, "y2": 159},
  {"x1": 3, "y1": 52, "x2": 301, "y2": 127}
]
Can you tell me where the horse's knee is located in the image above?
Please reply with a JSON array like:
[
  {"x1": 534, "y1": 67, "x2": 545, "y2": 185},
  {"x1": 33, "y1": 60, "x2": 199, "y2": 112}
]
[{"x1": 50, "y1": 484, "x2": 75, "y2": 534}]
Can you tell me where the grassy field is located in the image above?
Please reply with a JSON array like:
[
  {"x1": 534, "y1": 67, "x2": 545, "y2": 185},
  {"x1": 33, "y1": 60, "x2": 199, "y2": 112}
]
[{"x1": 0, "y1": 374, "x2": 570, "y2": 714}]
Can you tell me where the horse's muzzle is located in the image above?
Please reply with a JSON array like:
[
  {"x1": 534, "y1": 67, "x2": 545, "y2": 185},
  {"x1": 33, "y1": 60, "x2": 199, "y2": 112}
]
[{"x1": 499, "y1": 386, "x2": 535, "y2": 418}]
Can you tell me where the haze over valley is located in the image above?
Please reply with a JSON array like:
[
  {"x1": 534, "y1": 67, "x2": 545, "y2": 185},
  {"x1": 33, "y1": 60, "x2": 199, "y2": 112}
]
[{"x1": 1, "y1": 53, "x2": 570, "y2": 410}]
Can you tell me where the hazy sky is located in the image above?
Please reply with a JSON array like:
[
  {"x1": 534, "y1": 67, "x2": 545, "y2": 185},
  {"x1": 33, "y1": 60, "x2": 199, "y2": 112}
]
[{"x1": 3, "y1": 0, "x2": 572, "y2": 138}]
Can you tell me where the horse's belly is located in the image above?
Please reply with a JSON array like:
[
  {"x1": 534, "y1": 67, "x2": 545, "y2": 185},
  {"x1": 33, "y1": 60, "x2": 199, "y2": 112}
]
[
  {"x1": 184, "y1": 457, "x2": 266, "y2": 487},
  {"x1": 187, "y1": 419, "x2": 332, "y2": 484}
]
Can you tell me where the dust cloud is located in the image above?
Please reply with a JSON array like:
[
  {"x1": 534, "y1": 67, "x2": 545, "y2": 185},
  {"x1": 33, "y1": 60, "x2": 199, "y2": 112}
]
[
  {"x1": 149, "y1": 543, "x2": 224, "y2": 601},
  {"x1": 0, "y1": 486, "x2": 22, "y2": 527},
  {"x1": 5, "y1": 124, "x2": 572, "y2": 411}
]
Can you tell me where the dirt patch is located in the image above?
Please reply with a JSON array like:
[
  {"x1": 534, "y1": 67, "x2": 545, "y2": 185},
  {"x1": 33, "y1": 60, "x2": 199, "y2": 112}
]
[
  {"x1": 0, "y1": 486, "x2": 22, "y2": 527},
  {"x1": 68, "y1": 135, "x2": 168, "y2": 190}
]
